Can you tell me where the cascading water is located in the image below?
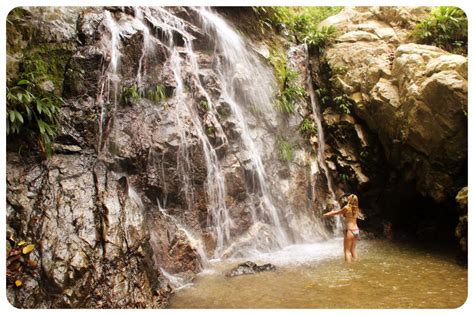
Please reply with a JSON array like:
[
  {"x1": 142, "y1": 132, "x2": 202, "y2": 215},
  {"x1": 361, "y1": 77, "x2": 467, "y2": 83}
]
[
  {"x1": 304, "y1": 44, "x2": 343, "y2": 233},
  {"x1": 97, "y1": 11, "x2": 121, "y2": 154},
  {"x1": 98, "y1": 7, "x2": 342, "y2": 269},
  {"x1": 147, "y1": 8, "x2": 233, "y2": 258},
  {"x1": 197, "y1": 7, "x2": 291, "y2": 253}
]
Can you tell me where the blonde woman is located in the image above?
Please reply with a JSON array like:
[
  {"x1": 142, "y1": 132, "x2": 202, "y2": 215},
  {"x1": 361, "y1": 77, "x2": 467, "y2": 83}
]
[{"x1": 323, "y1": 194, "x2": 363, "y2": 263}]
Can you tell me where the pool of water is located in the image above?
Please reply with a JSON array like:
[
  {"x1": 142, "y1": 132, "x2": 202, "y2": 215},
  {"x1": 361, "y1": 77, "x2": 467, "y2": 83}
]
[{"x1": 168, "y1": 239, "x2": 467, "y2": 308}]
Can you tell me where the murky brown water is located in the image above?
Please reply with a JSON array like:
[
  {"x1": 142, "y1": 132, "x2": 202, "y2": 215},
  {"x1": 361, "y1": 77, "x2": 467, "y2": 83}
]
[{"x1": 169, "y1": 239, "x2": 467, "y2": 308}]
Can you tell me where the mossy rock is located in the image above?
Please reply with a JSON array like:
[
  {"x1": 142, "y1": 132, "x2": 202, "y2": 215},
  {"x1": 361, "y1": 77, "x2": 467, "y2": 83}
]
[{"x1": 20, "y1": 43, "x2": 76, "y2": 95}]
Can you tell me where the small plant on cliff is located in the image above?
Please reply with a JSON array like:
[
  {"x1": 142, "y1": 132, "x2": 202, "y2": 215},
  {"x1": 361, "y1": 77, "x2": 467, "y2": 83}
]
[
  {"x1": 334, "y1": 94, "x2": 353, "y2": 115},
  {"x1": 278, "y1": 139, "x2": 293, "y2": 162},
  {"x1": 275, "y1": 86, "x2": 307, "y2": 114},
  {"x1": 121, "y1": 85, "x2": 140, "y2": 105},
  {"x1": 199, "y1": 100, "x2": 210, "y2": 112},
  {"x1": 304, "y1": 25, "x2": 339, "y2": 54},
  {"x1": 268, "y1": 48, "x2": 307, "y2": 114},
  {"x1": 413, "y1": 6, "x2": 467, "y2": 54},
  {"x1": 6, "y1": 57, "x2": 63, "y2": 157},
  {"x1": 315, "y1": 87, "x2": 331, "y2": 106},
  {"x1": 255, "y1": 7, "x2": 342, "y2": 43},
  {"x1": 145, "y1": 84, "x2": 166, "y2": 103},
  {"x1": 299, "y1": 117, "x2": 318, "y2": 136}
]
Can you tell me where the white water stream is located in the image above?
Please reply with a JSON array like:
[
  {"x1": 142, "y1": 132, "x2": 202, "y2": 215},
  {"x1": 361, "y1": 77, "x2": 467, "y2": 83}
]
[{"x1": 99, "y1": 6, "x2": 343, "y2": 272}]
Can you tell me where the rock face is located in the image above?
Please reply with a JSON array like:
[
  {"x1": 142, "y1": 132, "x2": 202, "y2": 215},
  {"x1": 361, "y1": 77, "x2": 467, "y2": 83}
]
[
  {"x1": 322, "y1": 7, "x2": 467, "y2": 204},
  {"x1": 225, "y1": 261, "x2": 276, "y2": 277},
  {"x1": 6, "y1": 6, "x2": 336, "y2": 308}
]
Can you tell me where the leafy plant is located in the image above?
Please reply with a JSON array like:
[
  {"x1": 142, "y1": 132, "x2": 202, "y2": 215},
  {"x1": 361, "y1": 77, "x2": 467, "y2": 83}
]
[
  {"x1": 121, "y1": 85, "x2": 140, "y2": 105},
  {"x1": 145, "y1": 84, "x2": 166, "y2": 103},
  {"x1": 334, "y1": 94, "x2": 352, "y2": 115},
  {"x1": 254, "y1": 6, "x2": 343, "y2": 44},
  {"x1": 275, "y1": 86, "x2": 307, "y2": 114},
  {"x1": 278, "y1": 139, "x2": 293, "y2": 162},
  {"x1": 206, "y1": 126, "x2": 215, "y2": 136},
  {"x1": 304, "y1": 25, "x2": 339, "y2": 53},
  {"x1": 268, "y1": 48, "x2": 307, "y2": 115},
  {"x1": 315, "y1": 87, "x2": 331, "y2": 106},
  {"x1": 413, "y1": 6, "x2": 467, "y2": 54},
  {"x1": 7, "y1": 73, "x2": 63, "y2": 157},
  {"x1": 199, "y1": 100, "x2": 210, "y2": 112},
  {"x1": 299, "y1": 117, "x2": 318, "y2": 135}
]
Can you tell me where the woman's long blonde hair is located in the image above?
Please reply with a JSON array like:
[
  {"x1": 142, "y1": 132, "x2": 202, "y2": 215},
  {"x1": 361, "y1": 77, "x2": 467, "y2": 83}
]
[{"x1": 347, "y1": 194, "x2": 364, "y2": 219}]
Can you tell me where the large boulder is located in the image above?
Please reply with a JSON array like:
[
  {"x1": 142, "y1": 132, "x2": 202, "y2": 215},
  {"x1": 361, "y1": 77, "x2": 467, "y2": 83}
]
[{"x1": 322, "y1": 8, "x2": 467, "y2": 203}]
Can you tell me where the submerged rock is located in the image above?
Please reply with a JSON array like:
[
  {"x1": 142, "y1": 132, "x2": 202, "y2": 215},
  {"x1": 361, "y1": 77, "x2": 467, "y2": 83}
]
[{"x1": 225, "y1": 261, "x2": 276, "y2": 277}]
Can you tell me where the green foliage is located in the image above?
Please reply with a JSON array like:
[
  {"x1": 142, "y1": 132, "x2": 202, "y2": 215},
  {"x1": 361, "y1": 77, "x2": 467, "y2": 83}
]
[
  {"x1": 199, "y1": 100, "x2": 210, "y2": 112},
  {"x1": 304, "y1": 25, "x2": 339, "y2": 53},
  {"x1": 413, "y1": 6, "x2": 467, "y2": 54},
  {"x1": 299, "y1": 117, "x2": 318, "y2": 135},
  {"x1": 340, "y1": 173, "x2": 349, "y2": 182},
  {"x1": 315, "y1": 87, "x2": 331, "y2": 106},
  {"x1": 268, "y1": 47, "x2": 307, "y2": 114},
  {"x1": 253, "y1": 6, "x2": 343, "y2": 42},
  {"x1": 278, "y1": 139, "x2": 293, "y2": 162},
  {"x1": 268, "y1": 46, "x2": 300, "y2": 90},
  {"x1": 360, "y1": 148, "x2": 369, "y2": 159},
  {"x1": 333, "y1": 94, "x2": 352, "y2": 115},
  {"x1": 275, "y1": 86, "x2": 307, "y2": 114},
  {"x1": 206, "y1": 126, "x2": 215, "y2": 135},
  {"x1": 145, "y1": 84, "x2": 166, "y2": 103},
  {"x1": 254, "y1": 6, "x2": 342, "y2": 46},
  {"x1": 6, "y1": 59, "x2": 63, "y2": 157},
  {"x1": 121, "y1": 85, "x2": 140, "y2": 105},
  {"x1": 252, "y1": 6, "x2": 290, "y2": 34}
]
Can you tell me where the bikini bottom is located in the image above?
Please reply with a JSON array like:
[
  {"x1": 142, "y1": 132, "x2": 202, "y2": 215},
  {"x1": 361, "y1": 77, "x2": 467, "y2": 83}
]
[{"x1": 344, "y1": 229, "x2": 360, "y2": 239}]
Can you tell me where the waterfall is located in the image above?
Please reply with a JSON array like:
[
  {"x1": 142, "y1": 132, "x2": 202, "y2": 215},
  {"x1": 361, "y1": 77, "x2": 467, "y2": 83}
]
[
  {"x1": 304, "y1": 44, "x2": 343, "y2": 233},
  {"x1": 143, "y1": 8, "x2": 233, "y2": 258},
  {"x1": 98, "y1": 7, "x2": 340, "y2": 267},
  {"x1": 197, "y1": 7, "x2": 291, "y2": 252},
  {"x1": 97, "y1": 11, "x2": 121, "y2": 154}
]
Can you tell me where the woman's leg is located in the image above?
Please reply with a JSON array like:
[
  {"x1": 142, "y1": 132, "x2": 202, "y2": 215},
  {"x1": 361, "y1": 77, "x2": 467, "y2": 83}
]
[
  {"x1": 350, "y1": 236, "x2": 357, "y2": 261},
  {"x1": 344, "y1": 230, "x2": 353, "y2": 263}
]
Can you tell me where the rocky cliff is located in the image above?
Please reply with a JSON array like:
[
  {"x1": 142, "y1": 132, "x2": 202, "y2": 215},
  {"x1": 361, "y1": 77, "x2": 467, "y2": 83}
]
[
  {"x1": 315, "y1": 7, "x2": 467, "y2": 242},
  {"x1": 6, "y1": 6, "x2": 332, "y2": 307},
  {"x1": 6, "y1": 6, "x2": 467, "y2": 308}
]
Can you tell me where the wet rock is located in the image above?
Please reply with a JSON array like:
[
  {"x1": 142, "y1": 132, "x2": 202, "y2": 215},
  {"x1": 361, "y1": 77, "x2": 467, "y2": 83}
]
[{"x1": 225, "y1": 261, "x2": 276, "y2": 277}]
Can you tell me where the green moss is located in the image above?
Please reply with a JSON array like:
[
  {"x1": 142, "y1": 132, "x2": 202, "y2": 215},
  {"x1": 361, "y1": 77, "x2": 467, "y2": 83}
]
[{"x1": 20, "y1": 43, "x2": 75, "y2": 94}]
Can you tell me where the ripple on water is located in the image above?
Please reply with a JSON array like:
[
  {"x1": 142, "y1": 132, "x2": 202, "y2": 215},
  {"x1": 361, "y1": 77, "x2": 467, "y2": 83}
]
[{"x1": 169, "y1": 240, "x2": 467, "y2": 308}]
